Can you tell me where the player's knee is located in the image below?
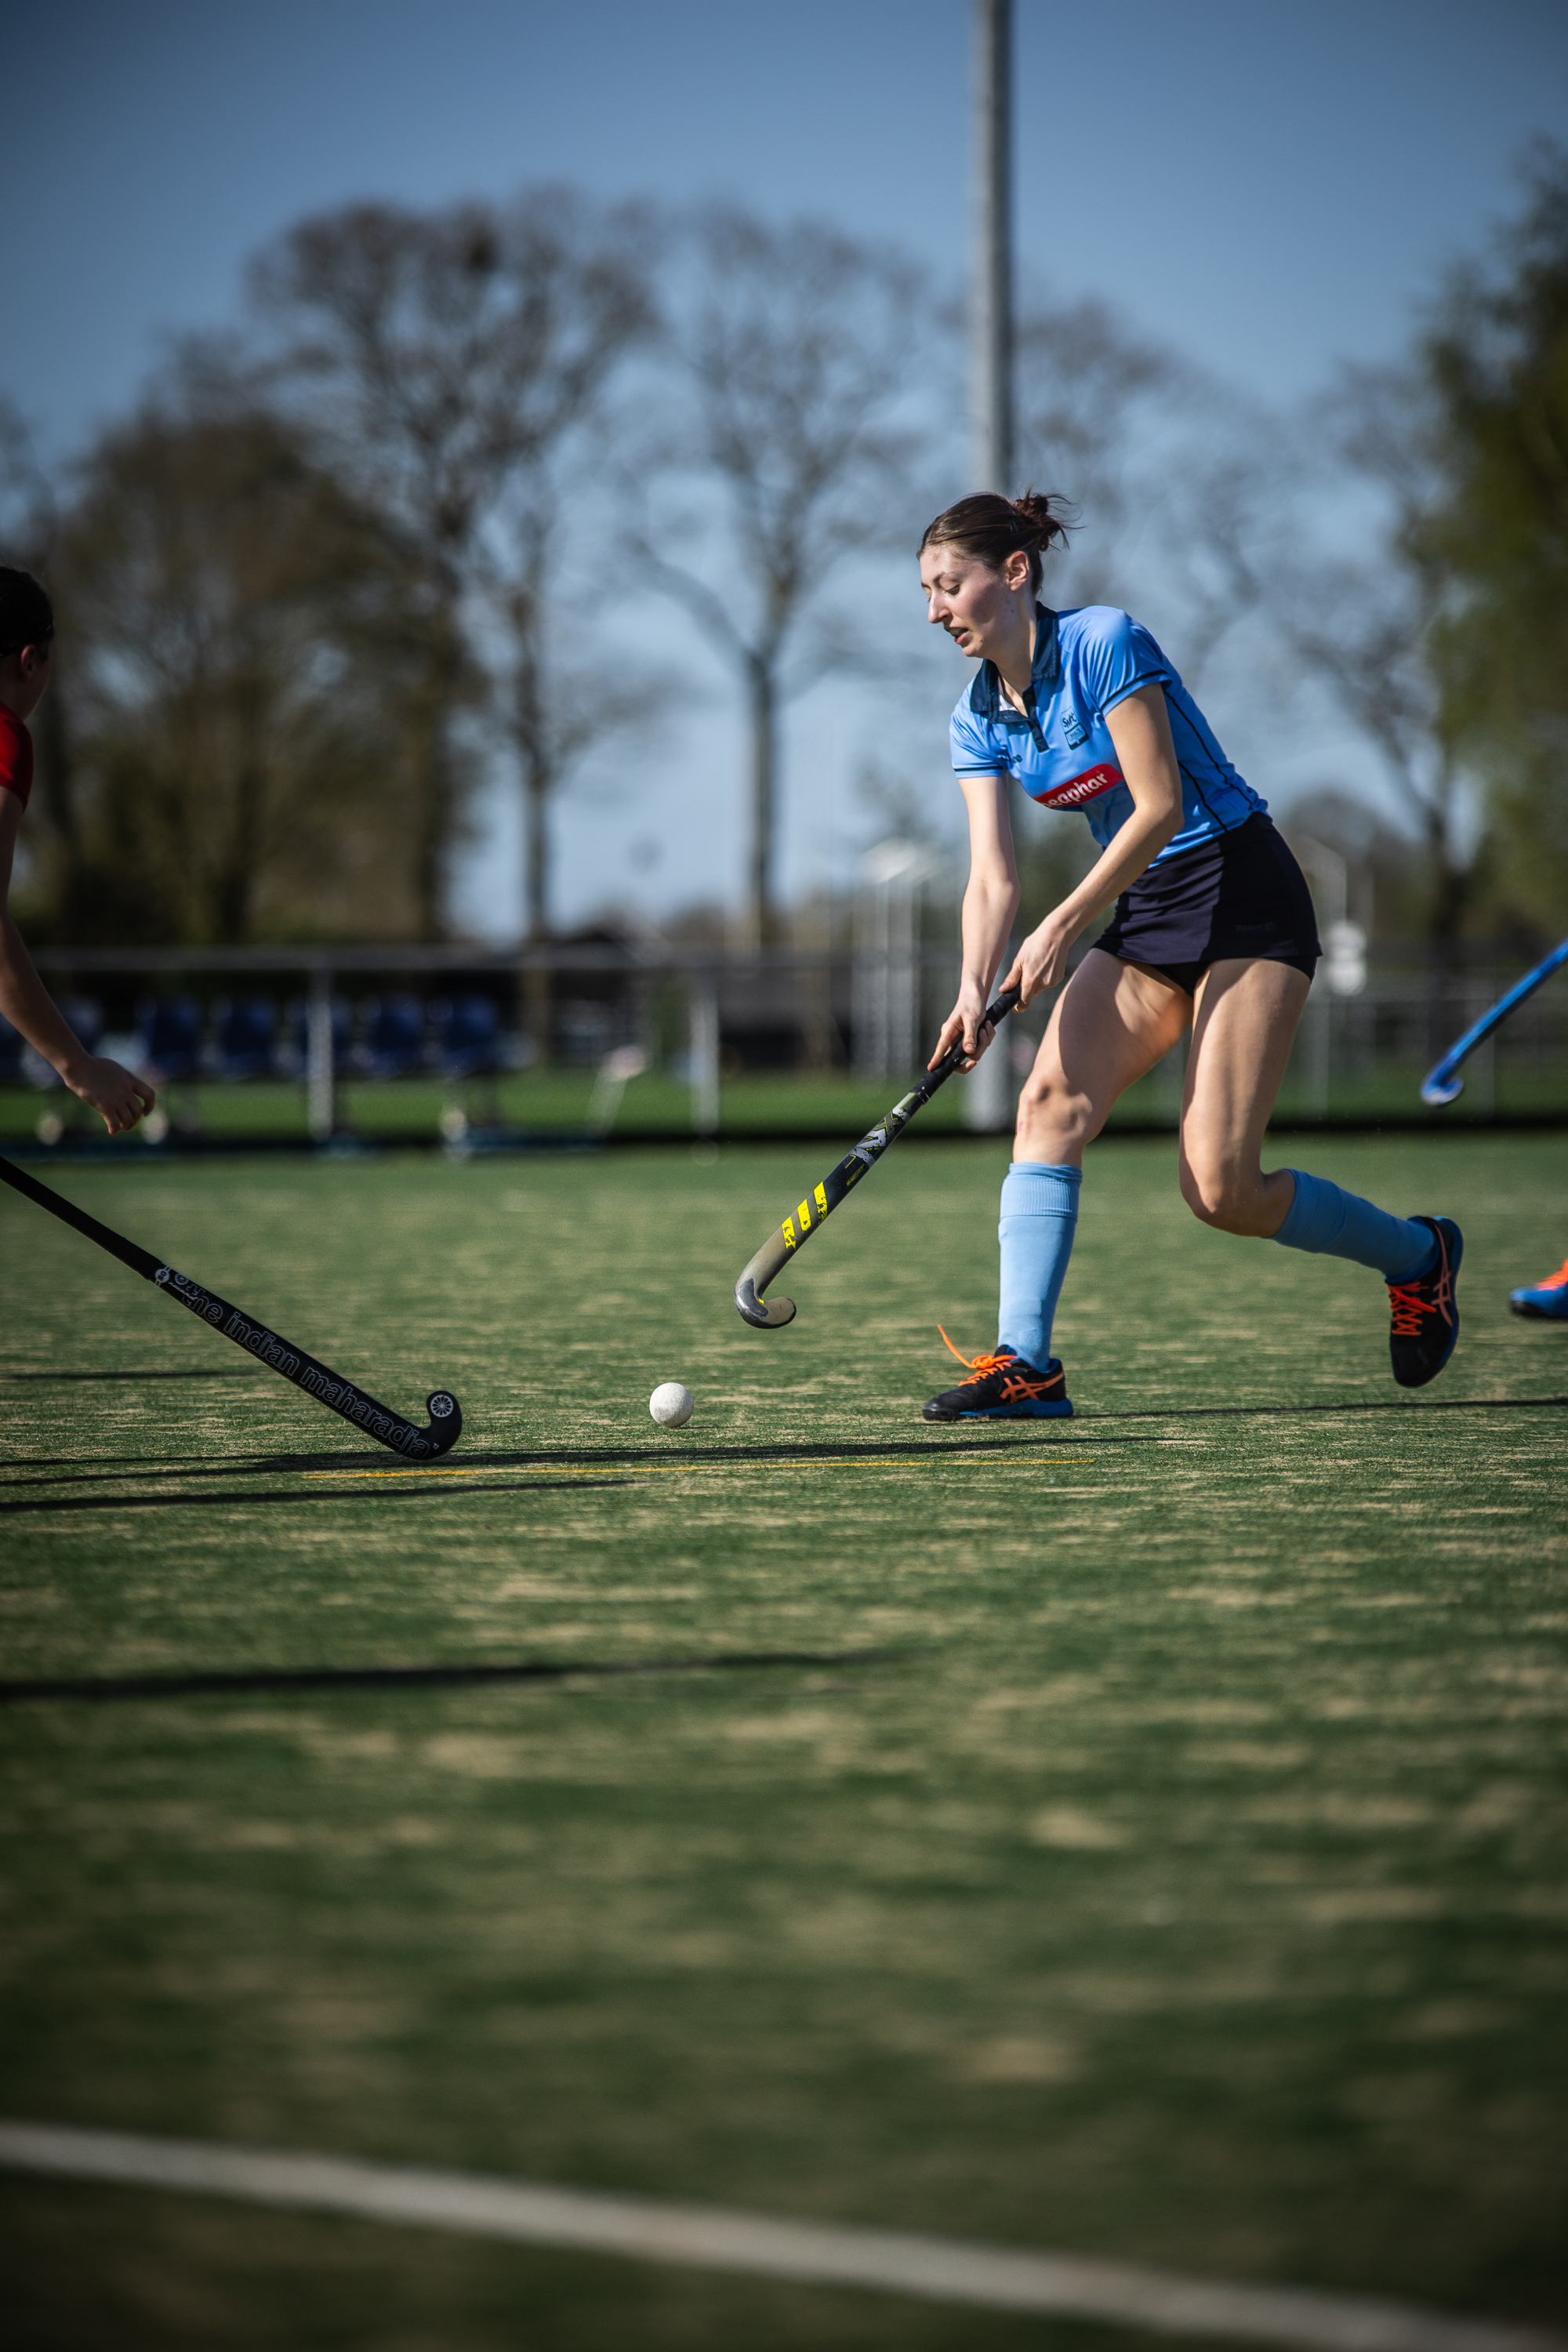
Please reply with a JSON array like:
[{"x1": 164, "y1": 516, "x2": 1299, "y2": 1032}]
[
  {"x1": 1178, "y1": 1154, "x2": 1254, "y2": 1232},
  {"x1": 1015, "y1": 1062, "x2": 1090, "y2": 1147}
]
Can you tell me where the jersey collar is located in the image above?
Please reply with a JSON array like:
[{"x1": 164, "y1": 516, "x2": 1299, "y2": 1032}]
[{"x1": 967, "y1": 604, "x2": 1062, "y2": 731}]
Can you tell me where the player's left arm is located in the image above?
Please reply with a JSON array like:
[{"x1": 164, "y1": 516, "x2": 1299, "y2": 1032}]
[
  {"x1": 1003, "y1": 684, "x2": 1183, "y2": 1004},
  {"x1": 0, "y1": 792, "x2": 156, "y2": 1134}
]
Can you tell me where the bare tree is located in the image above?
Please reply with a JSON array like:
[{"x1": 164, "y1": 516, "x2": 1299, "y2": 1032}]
[
  {"x1": 1273, "y1": 368, "x2": 1476, "y2": 954},
  {"x1": 503, "y1": 478, "x2": 669, "y2": 946},
  {"x1": 1013, "y1": 288, "x2": 1287, "y2": 690},
  {"x1": 634, "y1": 209, "x2": 927, "y2": 947},
  {"x1": 1013, "y1": 292, "x2": 1171, "y2": 601},
  {"x1": 251, "y1": 188, "x2": 657, "y2": 937}
]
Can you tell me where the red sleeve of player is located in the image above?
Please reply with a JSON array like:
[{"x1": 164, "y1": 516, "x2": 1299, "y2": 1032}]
[{"x1": 0, "y1": 708, "x2": 34, "y2": 811}]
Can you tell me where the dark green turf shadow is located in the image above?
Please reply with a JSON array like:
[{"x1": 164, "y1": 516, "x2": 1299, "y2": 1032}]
[
  {"x1": 0, "y1": 1479, "x2": 639, "y2": 1516},
  {"x1": 0, "y1": 1432, "x2": 1158, "y2": 1490},
  {"x1": 0, "y1": 1368, "x2": 255, "y2": 1382},
  {"x1": 8, "y1": 1399, "x2": 1560, "y2": 1494},
  {"x1": 1080, "y1": 1392, "x2": 1568, "y2": 1421},
  {"x1": 0, "y1": 1646, "x2": 899, "y2": 1707}
]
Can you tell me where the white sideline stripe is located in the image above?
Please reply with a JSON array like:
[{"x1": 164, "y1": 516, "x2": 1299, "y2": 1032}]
[{"x1": 0, "y1": 2123, "x2": 1557, "y2": 2352}]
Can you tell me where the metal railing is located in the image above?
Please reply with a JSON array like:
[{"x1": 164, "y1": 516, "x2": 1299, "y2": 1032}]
[
  {"x1": 26, "y1": 942, "x2": 874, "y2": 1141},
  {"x1": 14, "y1": 942, "x2": 1568, "y2": 1138}
]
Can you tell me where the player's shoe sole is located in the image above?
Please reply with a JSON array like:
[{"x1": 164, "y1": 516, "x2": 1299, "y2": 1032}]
[
  {"x1": 923, "y1": 1346, "x2": 1073, "y2": 1421},
  {"x1": 1388, "y1": 1216, "x2": 1462, "y2": 1388}
]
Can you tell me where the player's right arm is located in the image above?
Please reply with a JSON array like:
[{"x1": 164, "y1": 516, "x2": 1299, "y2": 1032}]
[
  {"x1": 0, "y1": 792, "x2": 156, "y2": 1134},
  {"x1": 928, "y1": 771, "x2": 1020, "y2": 1072}
]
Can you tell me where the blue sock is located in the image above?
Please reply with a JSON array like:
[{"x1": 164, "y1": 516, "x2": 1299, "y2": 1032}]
[
  {"x1": 998, "y1": 1161, "x2": 1081, "y2": 1368},
  {"x1": 1272, "y1": 1170, "x2": 1437, "y2": 1283}
]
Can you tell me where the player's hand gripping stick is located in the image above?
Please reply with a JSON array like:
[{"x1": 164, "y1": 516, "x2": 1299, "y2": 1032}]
[
  {"x1": 0, "y1": 1153, "x2": 462, "y2": 1458},
  {"x1": 734, "y1": 985, "x2": 1022, "y2": 1329}
]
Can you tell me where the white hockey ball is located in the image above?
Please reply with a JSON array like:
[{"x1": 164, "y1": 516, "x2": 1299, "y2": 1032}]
[{"x1": 649, "y1": 1381, "x2": 695, "y2": 1428}]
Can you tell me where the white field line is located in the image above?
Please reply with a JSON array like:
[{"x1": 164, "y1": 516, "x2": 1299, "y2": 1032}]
[{"x1": 0, "y1": 2122, "x2": 1557, "y2": 2352}]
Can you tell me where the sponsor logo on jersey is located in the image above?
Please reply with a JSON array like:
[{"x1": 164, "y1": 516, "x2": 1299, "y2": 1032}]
[
  {"x1": 1032, "y1": 764, "x2": 1123, "y2": 810},
  {"x1": 1062, "y1": 710, "x2": 1088, "y2": 749}
]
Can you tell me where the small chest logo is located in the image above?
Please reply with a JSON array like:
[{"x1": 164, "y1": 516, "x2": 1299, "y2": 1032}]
[{"x1": 1061, "y1": 710, "x2": 1088, "y2": 750}]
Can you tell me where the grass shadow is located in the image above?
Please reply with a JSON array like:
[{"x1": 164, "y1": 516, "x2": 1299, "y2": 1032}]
[{"x1": 0, "y1": 1646, "x2": 901, "y2": 1708}]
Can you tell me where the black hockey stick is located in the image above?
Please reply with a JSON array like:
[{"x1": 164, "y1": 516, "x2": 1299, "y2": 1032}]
[
  {"x1": 1421, "y1": 936, "x2": 1568, "y2": 1105},
  {"x1": 0, "y1": 1154, "x2": 461, "y2": 1459},
  {"x1": 735, "y1": 985, "x2": 1021, "y2": 1329}
]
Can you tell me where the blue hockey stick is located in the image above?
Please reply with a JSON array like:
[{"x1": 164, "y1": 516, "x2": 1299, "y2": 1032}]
[{"x1": 1421, "y1": 938, "x2": 1568, "y2": 1106}]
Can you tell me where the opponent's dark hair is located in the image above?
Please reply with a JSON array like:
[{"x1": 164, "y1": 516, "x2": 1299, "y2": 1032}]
[
  {"x1": 918, "y1": 489, "x2": 1072, "y2": 593},
  {"x1": 0, "y1": 566, "x2": 55, "y2": 659}
]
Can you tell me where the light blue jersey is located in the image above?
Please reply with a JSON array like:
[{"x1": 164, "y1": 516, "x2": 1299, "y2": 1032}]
[{"x1": 949, "y1": 604, "x2": 1265, "y2": 864}]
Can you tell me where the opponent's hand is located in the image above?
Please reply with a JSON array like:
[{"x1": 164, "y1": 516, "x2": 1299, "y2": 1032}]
[
  {"x1": 1004, "y1": 909, "x2": 1077, "y2": 1006},
  {"x1": 928, "y1": 986, "x2": 996, "y2": 1073},
  {"x1": 64, "y1": 1054, "x2": 158, "y2": 1136}
]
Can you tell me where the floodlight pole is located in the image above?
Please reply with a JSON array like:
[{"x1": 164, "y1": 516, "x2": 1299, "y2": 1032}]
[
  {"x1": 967, "y1": 0, "x2": 1017, "y2": 1131},
  {"x1": 971, "y1": 0, "x2": 1014, "y2": 496}
]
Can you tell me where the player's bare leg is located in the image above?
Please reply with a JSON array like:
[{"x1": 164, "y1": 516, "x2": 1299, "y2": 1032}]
[
  {"x1": 1014, "y1": 947, "x2": 1190, "y2": 1166},
  {"x1": 1178, "y1": 957, "x2": 1462, "y2": 1385},
  {"x1": 1176, "y1": 957, "x2": 1309, "y2": 1236}
]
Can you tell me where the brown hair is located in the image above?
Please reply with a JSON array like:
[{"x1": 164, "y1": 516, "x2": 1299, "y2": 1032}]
[{"x1": 918, "y1": 489, "x2": 1071, "y2": 593}]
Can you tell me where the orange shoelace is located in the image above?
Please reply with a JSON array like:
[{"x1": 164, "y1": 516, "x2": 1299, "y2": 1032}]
[
  {"x1": 1386, "y1": 1251, "x2": 1453, "y2": 1338},
  {"x1": 937, "y1": 1326, "x2": 1054, "y2": 1400},
  {"x1": 1387, "y1": 1283, "x2": 1438, "y2": 1338}
]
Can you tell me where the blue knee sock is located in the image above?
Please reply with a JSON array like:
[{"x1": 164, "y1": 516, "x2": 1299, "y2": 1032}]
[
  {"x1": 1272, "y1": 1170, "x2": 1436, "y2": 1282},
  {"x1": 998, "y1": 1161, "x2": 1081, "y2": 1368}
]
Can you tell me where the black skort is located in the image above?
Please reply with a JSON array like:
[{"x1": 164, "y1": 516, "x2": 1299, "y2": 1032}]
[{"x1": 1093, "y1": 813, "x2": 1320, "y2": 995}]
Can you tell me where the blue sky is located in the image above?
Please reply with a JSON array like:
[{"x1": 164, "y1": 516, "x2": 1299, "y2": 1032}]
[{"x1": 6, "y1": 0, "x2": 1566, "y2": 932}]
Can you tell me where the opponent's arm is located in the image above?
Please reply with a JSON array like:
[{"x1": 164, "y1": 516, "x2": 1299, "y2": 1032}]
[
  {"x1": 1003, "y1": 684, "x2": 1184, "y2": 1004},
  {"x1": 0, "y1": 792, "x2": 155, "y2": 1134},
  {"x1": 928, "y1": 771, "x2": 1021, "y2": 1070}
]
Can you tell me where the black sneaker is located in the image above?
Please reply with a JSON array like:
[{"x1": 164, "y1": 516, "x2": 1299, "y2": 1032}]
[
  {"x1": 1388, "y1": 1216, "x2": 1463, "y2": 1388},
  {"x1": 923, "y1": 1331, "x2": 1073, "y2": 1421}
]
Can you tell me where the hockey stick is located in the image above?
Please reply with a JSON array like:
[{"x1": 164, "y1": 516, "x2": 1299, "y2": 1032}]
[
  {"x1": 734, "y1": 985, "x2": 1021, "y2": 1329},
  {"x1": 1420, "y1": 938, "x2": 1568, "y2": 1106},
  {"x1": 0, "y1": 1154, "x2": 461, "y2": 1459}
]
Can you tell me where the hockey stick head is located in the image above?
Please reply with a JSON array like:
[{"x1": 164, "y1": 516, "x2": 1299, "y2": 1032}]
[
  {"x1": 735, "y1": 1274, "x2": 796, "y2": 1329},
  {"x1": 1421, "y1": 1072, "x2": 1464, "y2": 1107},
  {"x1": 735, "y1": 1225, "x2": 797, "y2": 1328},
  {"x1": 416, "y1": 1390, "x2": 463, "y2": 1455}
]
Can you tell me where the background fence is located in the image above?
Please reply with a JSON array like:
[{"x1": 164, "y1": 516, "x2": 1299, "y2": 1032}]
[{"x1": 2, "y1": 940, "x2": 1565, "y2": 1150}]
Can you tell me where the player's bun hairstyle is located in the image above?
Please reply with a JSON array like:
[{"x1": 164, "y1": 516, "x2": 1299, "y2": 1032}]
[
  {"x1": 0, "y1": 567, "x2": 55, "y2": 659},
  {"x1": 918, "y1": 489, "x2": 1072, "y2": 593}
]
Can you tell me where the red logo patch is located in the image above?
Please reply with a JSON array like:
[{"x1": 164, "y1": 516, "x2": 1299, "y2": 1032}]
[{"x1": 1033, "y1": 764, "x2": 1123, "y2": 809}]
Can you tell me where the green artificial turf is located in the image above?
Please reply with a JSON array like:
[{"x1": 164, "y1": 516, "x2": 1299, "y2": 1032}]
[{"x1": 2, "y1": 1135, "x2": 1566, "y2": 2350}]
